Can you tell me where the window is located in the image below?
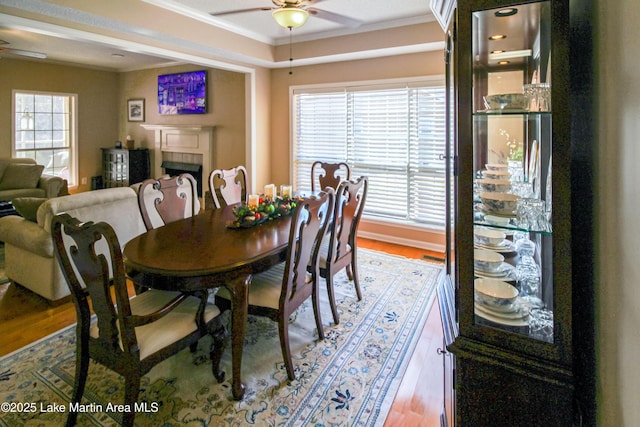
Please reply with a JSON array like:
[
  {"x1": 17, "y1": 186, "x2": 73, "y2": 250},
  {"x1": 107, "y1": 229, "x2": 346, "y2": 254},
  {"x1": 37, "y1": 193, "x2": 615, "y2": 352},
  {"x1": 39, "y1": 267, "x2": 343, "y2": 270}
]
[
  {"x1": 13, "y1": 91, "x2": 77, "y2": 186},
  {"x1": 292, "y1": 78, "x2": 446, "y2": 228}
]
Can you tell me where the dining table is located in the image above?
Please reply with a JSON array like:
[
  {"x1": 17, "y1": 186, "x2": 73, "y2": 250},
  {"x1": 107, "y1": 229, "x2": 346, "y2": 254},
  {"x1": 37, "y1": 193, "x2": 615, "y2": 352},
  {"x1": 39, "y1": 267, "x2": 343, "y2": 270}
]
[{"x1": 122, "y1": 204, "x2": 293, "y2": 400}]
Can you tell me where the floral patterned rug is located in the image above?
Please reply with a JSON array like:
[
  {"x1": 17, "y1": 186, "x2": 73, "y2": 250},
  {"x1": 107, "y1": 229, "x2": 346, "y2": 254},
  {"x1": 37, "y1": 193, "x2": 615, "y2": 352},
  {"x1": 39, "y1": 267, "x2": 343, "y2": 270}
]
[{"x1": 0, "y1": 249, "x2": 441, "y2": 426}]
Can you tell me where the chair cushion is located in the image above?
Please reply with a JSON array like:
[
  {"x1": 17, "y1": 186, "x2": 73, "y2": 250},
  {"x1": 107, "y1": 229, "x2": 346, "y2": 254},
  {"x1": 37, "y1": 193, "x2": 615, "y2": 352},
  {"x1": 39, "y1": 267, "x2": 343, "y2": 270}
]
[
  {"x1": 90, "y1": 290, "x2": 221, "y2": 360},
  {"x1": 0, "y1": 164, "x2": 44, "y2": 190},
  {"x1": 217, "y1": 263, "x2": 312, "y2": 311}
]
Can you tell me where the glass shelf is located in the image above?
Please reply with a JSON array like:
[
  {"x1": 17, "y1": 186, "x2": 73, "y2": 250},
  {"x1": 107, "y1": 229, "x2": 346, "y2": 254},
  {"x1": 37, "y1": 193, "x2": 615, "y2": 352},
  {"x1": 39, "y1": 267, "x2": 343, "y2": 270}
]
[{"x1": 474, "y1": 110, "x2": 553, "y2": 116}]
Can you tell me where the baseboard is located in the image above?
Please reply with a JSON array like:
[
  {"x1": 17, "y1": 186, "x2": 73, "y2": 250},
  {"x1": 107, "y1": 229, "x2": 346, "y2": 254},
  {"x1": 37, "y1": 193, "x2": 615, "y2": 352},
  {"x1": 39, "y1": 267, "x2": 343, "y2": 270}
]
[{"x1": 358, "y1": 230, "x2": 446, "y2": 253}]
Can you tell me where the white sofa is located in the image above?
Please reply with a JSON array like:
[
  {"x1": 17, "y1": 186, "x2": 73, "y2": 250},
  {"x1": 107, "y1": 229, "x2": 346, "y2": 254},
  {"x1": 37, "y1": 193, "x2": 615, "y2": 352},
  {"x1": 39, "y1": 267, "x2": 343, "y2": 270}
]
[{"x1": 0, "y1": 187, "x2": 147, "y2": 303}]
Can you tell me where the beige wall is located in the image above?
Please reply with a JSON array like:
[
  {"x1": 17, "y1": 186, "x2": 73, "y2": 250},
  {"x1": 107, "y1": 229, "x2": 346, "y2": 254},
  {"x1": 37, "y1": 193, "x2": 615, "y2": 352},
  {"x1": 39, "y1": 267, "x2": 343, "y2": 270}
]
[
  {"x1": 270, "y1": 50, "x2": 447, "y2": 250},
  {"x1": 597, "y1": 0, "x2": 640, "y2": 425},
  {"x1": 0, "y1": 58, "x2": 119, "y2": 192},
  {"x1": 0, "y1": 59, "x2": 247, "y2": 193},
  {"x1": 119, "y1": 65, "x2": 246, "y2": 176}
]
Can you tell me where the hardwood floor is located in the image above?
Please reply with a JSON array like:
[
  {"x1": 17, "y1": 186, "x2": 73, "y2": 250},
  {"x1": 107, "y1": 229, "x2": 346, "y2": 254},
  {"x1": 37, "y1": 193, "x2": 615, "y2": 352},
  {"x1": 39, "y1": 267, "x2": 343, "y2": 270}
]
[{"x1": 0, "y1": 237, "x2": 445, "y2": 426}]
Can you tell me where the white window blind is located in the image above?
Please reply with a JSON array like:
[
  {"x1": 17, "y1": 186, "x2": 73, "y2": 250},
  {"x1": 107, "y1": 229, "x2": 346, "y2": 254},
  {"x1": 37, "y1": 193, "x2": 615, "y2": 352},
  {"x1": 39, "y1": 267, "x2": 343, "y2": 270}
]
[{"x1": 293, "y1": 80, "x2": 446, "y2": 227}]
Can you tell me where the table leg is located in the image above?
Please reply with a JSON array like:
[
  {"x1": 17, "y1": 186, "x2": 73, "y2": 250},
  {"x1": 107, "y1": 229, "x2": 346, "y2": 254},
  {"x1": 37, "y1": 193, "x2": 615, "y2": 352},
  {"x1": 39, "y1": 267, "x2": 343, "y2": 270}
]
[{"x1": 227, "y1": 274, "x2": 250, "y2": 400}]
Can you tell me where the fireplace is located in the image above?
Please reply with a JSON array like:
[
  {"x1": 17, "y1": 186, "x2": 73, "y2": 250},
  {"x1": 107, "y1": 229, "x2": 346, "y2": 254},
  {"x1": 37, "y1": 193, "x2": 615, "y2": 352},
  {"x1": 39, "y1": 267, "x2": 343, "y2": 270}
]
[
  {"x1": 141, "y1": 124, "x2": 215, "y2": 205},
  {"x1": 161, "y1": 161, "x2": 203, "y2": 196}
]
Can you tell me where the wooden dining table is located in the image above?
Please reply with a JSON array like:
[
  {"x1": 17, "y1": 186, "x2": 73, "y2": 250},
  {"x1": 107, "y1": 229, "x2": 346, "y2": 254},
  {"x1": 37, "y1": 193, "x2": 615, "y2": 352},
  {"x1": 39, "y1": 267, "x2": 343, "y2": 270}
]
[{"x1": 122, "y1": 205, "x2": 293, "y2": 400}]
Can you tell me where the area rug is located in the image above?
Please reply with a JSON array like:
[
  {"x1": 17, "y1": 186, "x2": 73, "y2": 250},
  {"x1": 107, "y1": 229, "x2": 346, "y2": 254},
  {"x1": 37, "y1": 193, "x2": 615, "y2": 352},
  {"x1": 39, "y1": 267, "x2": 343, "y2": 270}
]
[{"x1": 0, "y1": 249, "x2": 442, "y2": 426}]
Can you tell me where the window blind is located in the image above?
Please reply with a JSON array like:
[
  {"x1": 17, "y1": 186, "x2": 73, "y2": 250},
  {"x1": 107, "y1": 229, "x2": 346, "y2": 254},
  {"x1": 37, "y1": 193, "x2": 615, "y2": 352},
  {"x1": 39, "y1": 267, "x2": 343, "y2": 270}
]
[{"x1": 293, "y1": 80, "x2": 446, "y2": 228}]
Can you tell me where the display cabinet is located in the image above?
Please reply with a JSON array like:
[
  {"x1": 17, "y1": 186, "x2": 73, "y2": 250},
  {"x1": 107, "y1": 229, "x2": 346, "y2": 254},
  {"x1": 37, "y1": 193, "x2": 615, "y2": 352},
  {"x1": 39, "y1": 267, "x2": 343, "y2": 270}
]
[
  {"x1": 102, "y1": 148, "x2": 150, "y2": 188},
  {"x1": 432, "y1": 0, "x2": 595, "y2": 425}
]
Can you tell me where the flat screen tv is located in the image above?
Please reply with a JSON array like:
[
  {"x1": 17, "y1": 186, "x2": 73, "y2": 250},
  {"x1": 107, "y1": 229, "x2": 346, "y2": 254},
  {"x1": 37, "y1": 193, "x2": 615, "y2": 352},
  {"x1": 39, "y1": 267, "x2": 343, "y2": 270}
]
[{"x1": 157, "y1": 70, "x2": 207, "y2": 115}]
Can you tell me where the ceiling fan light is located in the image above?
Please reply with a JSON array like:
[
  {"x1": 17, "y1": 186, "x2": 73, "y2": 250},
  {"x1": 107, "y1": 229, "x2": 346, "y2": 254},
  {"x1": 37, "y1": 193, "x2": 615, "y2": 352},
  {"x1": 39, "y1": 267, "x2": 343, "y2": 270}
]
[{"x1": 272, "y1": 7, "x2": 309, "y2": 29}]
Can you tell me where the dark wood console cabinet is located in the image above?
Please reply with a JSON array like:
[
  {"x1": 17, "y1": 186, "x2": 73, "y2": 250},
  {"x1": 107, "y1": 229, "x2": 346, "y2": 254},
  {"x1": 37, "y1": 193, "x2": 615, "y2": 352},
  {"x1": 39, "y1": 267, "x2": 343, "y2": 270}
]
[{"x1": 101, "y1": 148, "x2": 150, "y2": 188}]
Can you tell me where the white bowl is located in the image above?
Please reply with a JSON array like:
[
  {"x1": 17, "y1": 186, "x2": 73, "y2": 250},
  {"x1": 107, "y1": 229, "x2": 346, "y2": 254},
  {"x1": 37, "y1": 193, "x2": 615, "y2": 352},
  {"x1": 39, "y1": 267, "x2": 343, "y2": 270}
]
[
  {"x1": 474, "y1": 248, "x2": 504, "y2": 272},
  {"x1": 483, "y1": 93, "x2": 528, "y2": 110},
  {"x1": 480, "y1": 192, "x2": 520, "y2": 215},
  {"x1": 474, "y1": 227, "x2": 506, "y2": 246},
  {"x1": 485, "y1": 163, "x2": 509, "y2": 171},
  {"x1": 474, "y1": 278, "x2": 519, "y2": 309},
  {"x1": 477, "y1": 178, "x2": 512, "y2": 193},
  {"x1": 482, "y1": 169, "x2": 512, "y2": 180}
]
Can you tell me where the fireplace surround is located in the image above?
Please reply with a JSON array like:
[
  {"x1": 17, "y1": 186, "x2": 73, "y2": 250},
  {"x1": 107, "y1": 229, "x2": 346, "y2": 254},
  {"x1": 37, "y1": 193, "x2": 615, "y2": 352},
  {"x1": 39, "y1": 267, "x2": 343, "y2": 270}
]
[{"x1": 141, "y1": 124, "x2": 215, "y2": 204}]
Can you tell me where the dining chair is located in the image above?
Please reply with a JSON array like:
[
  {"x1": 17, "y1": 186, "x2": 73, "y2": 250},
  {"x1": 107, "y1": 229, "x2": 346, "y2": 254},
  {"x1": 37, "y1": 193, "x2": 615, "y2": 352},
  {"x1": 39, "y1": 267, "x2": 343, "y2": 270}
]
[
  {"x1": 317, "y1": 176, "x2": 368, "y2": 325},
  {"x1": 311, "y1": 161, "x2": 351, "y2": 192},
  {"x1": 52, "y1": 213, "x2": 226, "y2": 427},
  {"x1": 215, "y1": 190, "x2": 334, "y2": 380},
  {"x1": 137, "y1": 173, "x2": 200, "y2": 231},
  {"x1": 208, "y1": 165, "x2": 248, "y2": 208}
]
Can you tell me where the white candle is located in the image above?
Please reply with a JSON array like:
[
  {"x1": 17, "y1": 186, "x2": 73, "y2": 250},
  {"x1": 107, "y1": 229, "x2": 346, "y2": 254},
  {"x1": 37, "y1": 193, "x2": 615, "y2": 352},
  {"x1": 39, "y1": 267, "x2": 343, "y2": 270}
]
[
  {"x1": 281, "y1": 185, "x2": 293, "y2": 198},
  {"x1": 264, "y1": 184, "x2": 276, "y2": 200},
  {"x1": 248, "y1": 194, "x2": 260, "y2": 210}
]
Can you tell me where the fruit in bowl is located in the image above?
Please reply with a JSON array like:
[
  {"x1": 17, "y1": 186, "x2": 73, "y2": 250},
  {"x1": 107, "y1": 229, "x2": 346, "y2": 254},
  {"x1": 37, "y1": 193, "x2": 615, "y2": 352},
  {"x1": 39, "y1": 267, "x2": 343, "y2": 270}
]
[
  {"x1": 480, "y1": 192, "x2": 520, "y2": 215},
  {"x1": 474, "y1": 227, "x2": 506, "y2": 246},
  {"x1": 477, "y1": 178, "x2": 511, "y2": 193},
  {"x1": 474, "y1": 248, "x2": 504, "y2": 272},
  {"x1": 474, "y1": 278, "x2": 519, "y2": 309},
  {"x1": 483, "y1": 93, "x2": 528, "y2": 110}
]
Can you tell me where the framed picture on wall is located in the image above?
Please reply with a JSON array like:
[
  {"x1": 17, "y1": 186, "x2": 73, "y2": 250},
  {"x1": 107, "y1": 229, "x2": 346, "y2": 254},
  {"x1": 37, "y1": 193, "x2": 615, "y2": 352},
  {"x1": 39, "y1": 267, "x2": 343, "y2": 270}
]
[{"x1": 127, "y1": 99, "x2": 145, "y2": 122}]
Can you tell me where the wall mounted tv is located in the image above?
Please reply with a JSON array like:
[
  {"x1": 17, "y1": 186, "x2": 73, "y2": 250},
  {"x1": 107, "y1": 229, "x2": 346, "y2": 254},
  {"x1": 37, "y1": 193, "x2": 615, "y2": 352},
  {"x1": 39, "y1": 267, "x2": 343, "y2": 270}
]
[{"x1": 158, "y1": 70, "x2": 207, "y2": 115}]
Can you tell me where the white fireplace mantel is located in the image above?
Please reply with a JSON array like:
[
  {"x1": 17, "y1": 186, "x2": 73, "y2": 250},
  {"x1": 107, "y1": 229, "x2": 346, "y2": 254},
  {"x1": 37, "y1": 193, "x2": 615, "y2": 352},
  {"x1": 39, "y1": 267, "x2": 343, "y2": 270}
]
[{"x1": 141, "y1": 124, "x2": 215, "y2": 180}]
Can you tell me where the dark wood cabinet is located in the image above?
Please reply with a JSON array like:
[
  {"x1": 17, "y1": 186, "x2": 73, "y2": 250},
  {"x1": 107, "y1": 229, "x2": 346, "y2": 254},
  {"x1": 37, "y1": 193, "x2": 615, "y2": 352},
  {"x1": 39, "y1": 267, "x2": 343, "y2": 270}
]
[
  {"x1": 101, "y1": 148, "x2": 150, "y2": 188},
  {"x1": 432, "y1": 0, "x2": 595, "y2": 425}
]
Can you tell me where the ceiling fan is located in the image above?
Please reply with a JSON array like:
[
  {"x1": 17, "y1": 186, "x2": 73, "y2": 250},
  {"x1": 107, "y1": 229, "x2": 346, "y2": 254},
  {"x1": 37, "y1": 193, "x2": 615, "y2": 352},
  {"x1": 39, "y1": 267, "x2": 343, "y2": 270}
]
[
  {"x1": 210, "y1": 0, "x2": 362, "y2": 29},
  {"x1": 0, "y1": 38, "x2": 47, "y2": 59},
  {"x1": 0, "y1": 45, "x2": 47, "y2": 59}
]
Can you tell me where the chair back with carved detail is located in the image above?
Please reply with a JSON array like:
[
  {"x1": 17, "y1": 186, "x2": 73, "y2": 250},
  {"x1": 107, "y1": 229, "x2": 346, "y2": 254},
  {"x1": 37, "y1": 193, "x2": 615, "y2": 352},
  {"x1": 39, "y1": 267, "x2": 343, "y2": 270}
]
[
  {"x1": 320, "y1": 176, "x2": 368, "y2": 325},
  {"x1": 52, "y1": 212, "x2": 225, "y2": 427},
  {"x1": 138, "y1": 173, "x2": 200, "y2": 230},
  {"x1": 311, "y1": 161, "x2": 350, "y2": 192},
  {"x1": 208, "y1": 165, "x2": 248, "y2": 208},
  {"x1": 215, "y1": 190, "x2": 333, "y2": 380}
]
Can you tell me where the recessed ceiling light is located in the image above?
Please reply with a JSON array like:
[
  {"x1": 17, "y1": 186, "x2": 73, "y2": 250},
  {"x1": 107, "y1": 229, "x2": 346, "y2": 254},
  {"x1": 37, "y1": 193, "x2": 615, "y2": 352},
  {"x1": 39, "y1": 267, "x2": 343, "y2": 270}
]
[
  {"x1": 489, "y1": 34, "x2": 507, "y2": 41},
  {"x1": 491, "y1": 50, "x2": 505, "y2": 54},
  {"x1": 495, "y1": 8, "x2": 518, "y2": 17},
  {"x1": 498, "y1": 60, "x2": 510, "y2": 65}
]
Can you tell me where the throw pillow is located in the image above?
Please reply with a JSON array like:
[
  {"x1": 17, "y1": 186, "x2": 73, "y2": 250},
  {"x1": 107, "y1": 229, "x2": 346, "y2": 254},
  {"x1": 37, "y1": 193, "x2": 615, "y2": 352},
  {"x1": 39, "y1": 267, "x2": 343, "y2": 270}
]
[
  {"x1": 0, "y1": 164, "x2": 45, "y2": 190},
  {"x1": 12, "y1": 197, "x2": 47, "y2": 222}
]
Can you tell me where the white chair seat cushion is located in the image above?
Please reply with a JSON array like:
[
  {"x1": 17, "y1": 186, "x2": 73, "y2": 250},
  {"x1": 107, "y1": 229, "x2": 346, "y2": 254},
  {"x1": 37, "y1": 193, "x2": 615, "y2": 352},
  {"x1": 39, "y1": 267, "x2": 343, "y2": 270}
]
[
  {"x1": 217, "y1": 263, "x2": 312, "y2": 311},
  {"x1": 90, "y1": 290, "x2": 220, "y2": 360}
]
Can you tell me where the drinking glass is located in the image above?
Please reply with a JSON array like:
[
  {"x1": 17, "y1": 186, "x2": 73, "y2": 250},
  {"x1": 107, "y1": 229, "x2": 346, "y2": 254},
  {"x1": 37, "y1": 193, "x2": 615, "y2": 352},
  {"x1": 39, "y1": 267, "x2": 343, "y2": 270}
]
[
  {"x1": 529, "y1": 308, "x2": 553, "y2": 343},
  {"x1": 516, "y1": 198, "x2": 549, "y2": 232},
  {"x1": 515, "y1": 237, "x2": 544, "y2": 309}
]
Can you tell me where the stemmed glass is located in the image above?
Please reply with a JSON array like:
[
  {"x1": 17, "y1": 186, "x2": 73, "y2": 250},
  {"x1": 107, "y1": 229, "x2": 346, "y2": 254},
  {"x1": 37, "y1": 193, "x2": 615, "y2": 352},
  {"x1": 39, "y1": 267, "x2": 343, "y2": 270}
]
[{"x1": 514, "y1": 236, "x2": 544, "y2": 309}]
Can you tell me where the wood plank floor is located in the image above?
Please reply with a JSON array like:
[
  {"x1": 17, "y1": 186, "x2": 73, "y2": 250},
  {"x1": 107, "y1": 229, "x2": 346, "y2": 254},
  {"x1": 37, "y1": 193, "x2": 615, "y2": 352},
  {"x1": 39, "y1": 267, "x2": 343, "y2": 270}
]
[{"x1": 0, "y1": 238, "x2": 445, "y2": 426}]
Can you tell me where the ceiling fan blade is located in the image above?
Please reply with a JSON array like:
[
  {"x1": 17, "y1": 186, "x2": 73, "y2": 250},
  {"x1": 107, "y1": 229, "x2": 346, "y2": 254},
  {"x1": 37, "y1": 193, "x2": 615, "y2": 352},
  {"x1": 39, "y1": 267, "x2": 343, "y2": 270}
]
[
  {"x1": 210, "y1": 7, "x2": 273, "y2": 17},
  {"x1": 0, "y1": 47, "x2": 47, "y2": 59},
  {"x1": 307, "y1": 8, "x2": 362, "y2": 28}
]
